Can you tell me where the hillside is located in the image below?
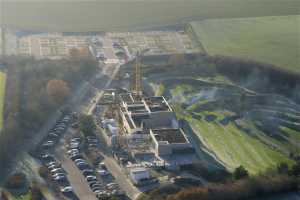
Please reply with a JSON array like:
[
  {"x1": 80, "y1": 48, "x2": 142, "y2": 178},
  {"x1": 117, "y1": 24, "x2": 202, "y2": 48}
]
[
  {"x1": 140, "y1": 58, "x2": 300, "y2": 174},
  {"x1": 190, "y1": 15, "x2": 300, "y2": 73},
  {"x1": 2, "y1": 0, "x2": 299, "y2": 31}
]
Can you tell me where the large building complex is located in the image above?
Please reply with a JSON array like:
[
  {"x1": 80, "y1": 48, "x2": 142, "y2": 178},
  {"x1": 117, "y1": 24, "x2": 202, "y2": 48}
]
[{"x1": 119, "y1": 93, "x2": 194, "y2": 161}]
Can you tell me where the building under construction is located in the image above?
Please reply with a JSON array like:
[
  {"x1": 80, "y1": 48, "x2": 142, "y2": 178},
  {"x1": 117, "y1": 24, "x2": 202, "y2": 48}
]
[{"x1": 118, "y1": 52, "x2": 195, "y2": 166}]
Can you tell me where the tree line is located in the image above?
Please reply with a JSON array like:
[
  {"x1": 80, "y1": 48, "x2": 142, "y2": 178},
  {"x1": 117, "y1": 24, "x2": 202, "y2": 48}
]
[{"x1": 0, "y1": 56, "x2": 98, "y2": 177}]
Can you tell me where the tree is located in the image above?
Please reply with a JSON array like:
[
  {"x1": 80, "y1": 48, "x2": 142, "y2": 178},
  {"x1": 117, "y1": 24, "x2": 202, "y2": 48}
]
[
  {"x1": 234, "y1": 166, "x2": 249, "y2": 180},
  {"x1": 290, "y1": 161, "x2": 300, "y2": 176},
  {"x1": 46, "y1": 79, "x2": 71, "y2": 104},
  {"x1": 5, "y1": 173, "x2": 27, "y2": 189},
  {"x1": 79, "y1": 114, "x2": 96, "y2": 136},
  {"x1": 277, "y1": 162, "x2": 289, "y2": 174}
]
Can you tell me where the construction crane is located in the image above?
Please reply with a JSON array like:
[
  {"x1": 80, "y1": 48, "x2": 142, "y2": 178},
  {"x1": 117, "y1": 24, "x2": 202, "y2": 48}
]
[{"x1": 130, "y1": 49, "x2": 149, "y2": 97}]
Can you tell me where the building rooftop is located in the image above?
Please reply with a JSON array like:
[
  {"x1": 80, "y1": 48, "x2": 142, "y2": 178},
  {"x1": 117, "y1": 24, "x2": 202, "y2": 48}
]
[
  {"x1": 152, "y1": 129, "x2": 188, "y2": 144},
  {"x1": 145, "y1": 96, "x2": 172, "y2": 112},
  {"x1": 120, "y1": 93, "x2": 134, "y2": 104},
  {"x1": 130, "y1": 167, "x2": 149, "y2": 174}
]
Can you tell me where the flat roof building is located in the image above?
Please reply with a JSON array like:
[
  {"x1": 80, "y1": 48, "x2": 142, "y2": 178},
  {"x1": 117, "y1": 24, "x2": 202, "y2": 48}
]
[
  {"x1": 129, "y1": 167, "x2": 150, "y2": 185},
  {"x1": 119, "y1": 93, "x2": 175, "y2": 134},
  {"x1": 150, "y1": 128, "x2": 194, "y2": 156}
]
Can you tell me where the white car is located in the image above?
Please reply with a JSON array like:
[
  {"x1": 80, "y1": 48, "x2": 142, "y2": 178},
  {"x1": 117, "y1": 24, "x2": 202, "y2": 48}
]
[
  {"x1": 67, "y1": 149, "x2": 79, "y2": 155},
  {"x1": 42, "y1": 141, "x2": 54, "y2": 147},
  {"x1": 50, "y1": 168, "x2": 62, "y2": 173},
  {"x1": 86, "y1": 175, "x2": 97, "y2": 182},
  {"x1": 74, "y1": 159, "x2": 86, "y2": 163},
  {"x1": 61, "y1": 186, "x2": 73, "y2": 193},
  {"x1": 53, "y1": 175, "x2": 65, "y2": 181},
  {"x1": 97, "y1": 169, "x2": 109, "y2": 176}
]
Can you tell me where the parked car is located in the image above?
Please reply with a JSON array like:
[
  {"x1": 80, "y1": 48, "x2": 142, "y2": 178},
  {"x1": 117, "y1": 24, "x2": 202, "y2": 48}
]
[
  {"x1": 42, "y1": 141, "x2": 54, "y2": 147},
  {"x1": 48, "y1": 164, "x2": 60, "y2": 170},
  {"x1": 52, "y1": 173, "x2": 65, "y2": 177},
  {"x1": 88, "y1": 180, "x2": 98, "y2": 187},
  {"x1": 67, "y1": 149, "x2": 79, "y2": 155},
  {"x1": 50, "y1": 168, "x2": 63, "y2": 173},
  {"x1": 97, "y1": 169, "x2": 109, "y2": 176},
  {"x1": 71, "y1": 137, "x2": 81, "y2": 142},
  {"x1": 82, "y1": 169, "x2": 94, "y2": 176},
  {"x1": 49, "y1": 132, "x2": 59, "y2": 138},
  {"x1": 86, "y1": 176, "x2": 97, "y2": 182},
  {"x1": 99, "y1": 162, "x2": 107, "y2": 170},
  {"x1": 70, "y1": 154, "x2": 82, "y2": 161},
  {"x1": 53, "y1": 175, "x2": 66, "y2": 181},
  {"x1": 61, "y1": 186, "x2": 73, "y2": 193},
  {"x1": 77, "y1": 162, "x2": 90, "y2": 170},
  {"x1": 74, "y1": 159, "x2": 86, "y2": 163},
  {"x1": 45, "y1": 161, "x2": 57, "y2": 167},
  {"x1": 91, "y1": 183, "x2": 102, "y2": 189}
]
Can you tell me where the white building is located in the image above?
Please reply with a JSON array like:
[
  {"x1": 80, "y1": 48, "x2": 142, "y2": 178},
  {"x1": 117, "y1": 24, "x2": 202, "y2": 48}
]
[{"x1": 129, "y1": 167, "x2": 150, "y2": 185}]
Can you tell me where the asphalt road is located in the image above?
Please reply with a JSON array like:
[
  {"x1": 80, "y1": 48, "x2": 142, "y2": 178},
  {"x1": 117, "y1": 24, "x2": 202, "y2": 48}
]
[{"x1": 87, "y1": 63, "x2": 120, "y2": 115}]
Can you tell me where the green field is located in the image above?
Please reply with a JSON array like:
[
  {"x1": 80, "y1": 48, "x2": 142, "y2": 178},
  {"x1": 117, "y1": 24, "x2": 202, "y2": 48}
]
[
  {"x1": 0, "y1": 72, "x2": 6, "y2": 130},
  {"x1": 170, "y1": 85, "x2": 294, "y2": 174},
  {"x1": 2, "y1": 0, "x2": 299, "y2": 31},
  {"x1": 190, "y1": 15, "x2": 300, "y2": 73}
]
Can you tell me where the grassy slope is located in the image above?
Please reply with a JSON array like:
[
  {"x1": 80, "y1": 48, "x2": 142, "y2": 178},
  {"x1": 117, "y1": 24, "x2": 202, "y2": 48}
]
[
  {"x1": 3, "y1": 0, "x2": 299, "y2": 31},
  {"x1": 12, "y1": 193, "x2": 32, "y2": 200},
  {"x1": 171, "y1": 85, "x2": 293, "y2": 174},
  {"x1": 0, "y1": 72, "x2": 6, "y2": 130},
  {"x1": 190, "y1": 15, "x2": 300, "y2": 73}
]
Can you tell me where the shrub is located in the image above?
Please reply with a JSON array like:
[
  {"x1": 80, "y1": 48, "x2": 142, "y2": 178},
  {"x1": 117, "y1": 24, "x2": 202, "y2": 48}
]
[{"x1": 234, "y1": 166, "x2": 249, "y2": 180}]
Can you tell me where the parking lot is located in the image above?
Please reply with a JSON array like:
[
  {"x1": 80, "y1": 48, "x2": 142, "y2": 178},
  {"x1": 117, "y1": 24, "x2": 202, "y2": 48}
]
[
  {"x1": 57, "y1": 126, "x2": 127, "y2": 200},
  {"x1": 34, "y1": 112, "x2": 79, "y2": 199}
]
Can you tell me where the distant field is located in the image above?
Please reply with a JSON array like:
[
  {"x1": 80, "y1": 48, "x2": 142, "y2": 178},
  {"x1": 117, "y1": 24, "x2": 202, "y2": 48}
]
[
  {"x1": 2, "y1": 0, "x2": 299, "y2": 32},
  {"x1": 0, "y1": 72, "x2": 6, "y2": 130},
  {"x1": 190, "y1": 15, "x2": 300, "y2": 73}
]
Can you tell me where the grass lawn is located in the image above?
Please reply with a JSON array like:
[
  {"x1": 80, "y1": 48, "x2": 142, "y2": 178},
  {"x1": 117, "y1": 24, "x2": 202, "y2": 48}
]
[
  {"x1": 190, "y1": 15, "x2": 300, "y2": 73},
  {"x1": 186, "y1": 112, "x2": 293, "y2": 174},
  {"x1": 0, "y1": 72, "x2": 6, "y2": 130},
  {"x1": 12, "y1": 193, "x2": 32, "y2": 200}
]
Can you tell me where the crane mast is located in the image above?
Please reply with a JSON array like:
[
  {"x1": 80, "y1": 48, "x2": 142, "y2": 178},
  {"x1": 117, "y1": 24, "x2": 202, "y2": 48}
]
[{"x1": 130, "y1": 51, "x2": 143, "y2": 97}]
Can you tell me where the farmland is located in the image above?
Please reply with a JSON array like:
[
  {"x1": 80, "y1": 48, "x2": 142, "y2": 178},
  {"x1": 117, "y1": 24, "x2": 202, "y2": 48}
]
[
  {"x1": 2, "y1": 0, "x2": 299, "y2": 32},
  {"x1": 190, "y1": 15, "x2": 300, "y2": 73},
  {"x1": 0, "y1": 72, "x2": 6, "y2": 131}
]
